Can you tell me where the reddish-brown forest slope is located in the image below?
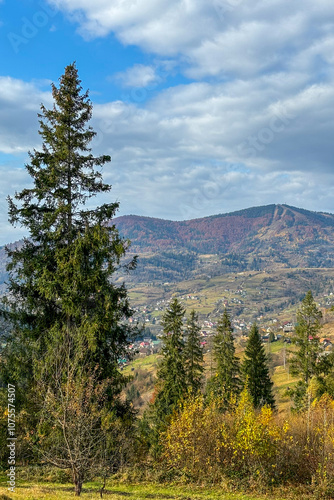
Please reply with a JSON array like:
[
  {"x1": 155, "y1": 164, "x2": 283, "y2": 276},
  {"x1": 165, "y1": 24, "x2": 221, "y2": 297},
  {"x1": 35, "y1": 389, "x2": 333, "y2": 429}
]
[{"x1": 113, "y1": 204, "x2": 334, "y2": 257}]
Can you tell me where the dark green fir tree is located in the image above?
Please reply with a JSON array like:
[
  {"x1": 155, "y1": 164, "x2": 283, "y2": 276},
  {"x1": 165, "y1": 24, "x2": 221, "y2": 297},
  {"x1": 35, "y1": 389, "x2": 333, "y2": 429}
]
[
  {"x1": 152, "y1": 298, "x2": 187, "y2": 425},
  {"x1": 184, "y1": 310, "x2": 204, "y2": 393},
  {"x1": 207, "y1": 310, "x2": 240, "y2": 406},
  {"x1": 290, "y1": 290, "x2": 322, "y2": 385},
  {"x1": 0, "y1": 63, "x2": 137, "y2": 494},
  {"x1": 242, "y1": 323, "x2": 275, "y2": 409},
  {"x1": 287, "y1": 291, "x2": 332, "y2": 410}
]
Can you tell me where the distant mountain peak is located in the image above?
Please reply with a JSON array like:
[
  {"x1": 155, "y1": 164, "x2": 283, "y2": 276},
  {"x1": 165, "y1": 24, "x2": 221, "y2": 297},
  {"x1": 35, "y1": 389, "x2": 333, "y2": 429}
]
[
  {"x1": 113, "y1": 204, "x2": 334, "y2": 260},
  {"x1": 1, "y1": 204, "x2": 334, "y2": 293}
]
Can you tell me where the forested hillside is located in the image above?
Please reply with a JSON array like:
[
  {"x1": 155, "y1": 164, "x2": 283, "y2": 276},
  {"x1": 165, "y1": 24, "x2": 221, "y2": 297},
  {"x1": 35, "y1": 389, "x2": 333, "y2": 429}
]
[
  {"x1": 112, "y1": 204, "x2": 334, "y2": 283},
  {"x1": 2, "y1": 204, "x2": 334, "y2": 292},
  {"x1": 114, "y1": 204, "x2": 334, "y2": 256}
]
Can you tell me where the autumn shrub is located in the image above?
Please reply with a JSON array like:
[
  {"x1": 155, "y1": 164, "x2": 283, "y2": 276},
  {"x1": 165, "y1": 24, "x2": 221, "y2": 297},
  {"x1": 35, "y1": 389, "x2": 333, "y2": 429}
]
[
  {"x1": 228, "y1": 390, "x2": 281, "y2": 483},
  {"x1": 309, "y1": 395, "x2": 334, "y2": 498},
  {"x1": 272, "y1": 413, "x2": 311, "y2": 484},
  {"x1": 160, "y1": 389, "x2": 282, "y2": 485},
  {"x1": 159, "y1": 389, "x2": 334, "y2": 492},
  {"x1": 161, "y1": 394, "x2": 229, "y2": 482},
  {"x1": 268, "y1": 394, "x2": 334, "y2": 491}
]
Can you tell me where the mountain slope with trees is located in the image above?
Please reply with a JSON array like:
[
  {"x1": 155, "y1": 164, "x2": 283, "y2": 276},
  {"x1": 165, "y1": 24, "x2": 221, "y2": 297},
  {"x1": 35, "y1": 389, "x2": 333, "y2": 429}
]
[
  {"x1": 111, "y1": 204, "x2": 334, "y2": 282},
  {"x1": 2, "y1": 204, "x2": 334, "y2": 290},
  {"x1": 114, "y1": 204, "x2": 334, "y2": 254}
]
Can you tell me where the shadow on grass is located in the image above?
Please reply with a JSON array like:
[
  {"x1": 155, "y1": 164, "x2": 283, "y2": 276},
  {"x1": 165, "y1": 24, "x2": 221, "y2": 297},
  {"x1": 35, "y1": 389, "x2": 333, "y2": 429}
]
[
  {"x1": 16, "y1": 484, "x2": 182, "y2": 499},
  {"x1": 87, "y1": 491, "x2": 176, "y2": 499},
  {"x1": 142, "y1": 495, "x2": 181, "y2": 499},
  {"x1": 85, "y1": 491, "x2": 131, "y2": 497},
  {"x1": 18, "y1": 485, "x2": 74, "y2": 491},
  {"x1": 90, "y1": 492, "x2": 176, "y2": 499}
]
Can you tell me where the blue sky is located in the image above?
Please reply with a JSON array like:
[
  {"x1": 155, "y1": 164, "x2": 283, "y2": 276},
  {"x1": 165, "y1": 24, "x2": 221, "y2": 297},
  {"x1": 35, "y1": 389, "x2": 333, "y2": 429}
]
[{"x1": 1, "y1": 0, "x2": 334, "y2": 243}]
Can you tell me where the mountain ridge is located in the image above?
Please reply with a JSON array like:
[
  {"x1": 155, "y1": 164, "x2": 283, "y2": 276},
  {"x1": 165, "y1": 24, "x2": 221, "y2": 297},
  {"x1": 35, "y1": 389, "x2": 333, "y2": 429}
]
[
  {"x1": 113, "y1": 204, "x2": 334, "y2": 257},
  {"x1": 115, "y1": 204, "x2": 334, "y2": 224},
  {"x1": 2, "y1": 204, "x2": 334, "y2": 292},
  {"x1": 108, "y1": 203, "x2": 334, "y2": 283}
]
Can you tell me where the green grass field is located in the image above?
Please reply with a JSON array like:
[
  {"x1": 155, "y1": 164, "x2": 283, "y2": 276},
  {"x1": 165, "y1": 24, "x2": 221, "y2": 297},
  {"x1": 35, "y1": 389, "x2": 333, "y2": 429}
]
[
  {"x1": 124, "y1": 354, "x2": 159, "y2": 372},
  {"x1": 0, "y1": 480, "x2": 293, "y2": 499}
]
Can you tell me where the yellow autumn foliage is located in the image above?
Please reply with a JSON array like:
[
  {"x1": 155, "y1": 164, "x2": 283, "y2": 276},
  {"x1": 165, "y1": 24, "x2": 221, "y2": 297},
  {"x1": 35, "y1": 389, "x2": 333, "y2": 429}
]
[
  {"x1": 159, "y1": 389, "x2": 334, "y2": 490},
  {"x1": 233, "y1": 388, "x2": 285, "y2": 467},
  {"x1": 162, "y1": 394, "x2": 229, "y2": 481}
]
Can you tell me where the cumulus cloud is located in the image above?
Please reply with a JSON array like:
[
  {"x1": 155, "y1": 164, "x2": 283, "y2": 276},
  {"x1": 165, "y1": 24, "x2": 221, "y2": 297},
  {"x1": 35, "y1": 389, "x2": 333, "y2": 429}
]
[
  {"x1": 2, "y1": 0, "x2": 334, "y2": 241},
  {"x1": 113, "y1": 64, "x2": 162, "y2": 88},
  {"x1": 0, "y1": 77, "x2": 51, "y2": 154},
  {"x1": 90, "y1": 74, "x2": 334, "y2": 174},
  {"x1": 48, "y1": 0, "x2": 216, "y2": 54},
  {"x1": 48, "y1": 0, "x2": 334, "y2": 79},
  {"x1": 1, "y1": 68, "x2": 334, "y2": 239},
  {"x1": 85, "y1": 74, "x2": 334, "y2": 222}
]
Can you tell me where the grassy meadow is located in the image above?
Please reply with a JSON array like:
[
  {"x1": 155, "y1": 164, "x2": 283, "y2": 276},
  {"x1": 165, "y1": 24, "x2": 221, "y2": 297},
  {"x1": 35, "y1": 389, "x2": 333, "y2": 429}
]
[{"x1": 0, "y1": 479, "x2": 298, "y2": 499}]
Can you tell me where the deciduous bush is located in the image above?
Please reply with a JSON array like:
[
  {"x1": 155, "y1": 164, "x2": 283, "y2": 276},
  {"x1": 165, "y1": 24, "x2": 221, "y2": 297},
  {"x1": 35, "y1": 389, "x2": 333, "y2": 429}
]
[{"x1": 159, "y1": 389, "x2": 334, "y2": 492}]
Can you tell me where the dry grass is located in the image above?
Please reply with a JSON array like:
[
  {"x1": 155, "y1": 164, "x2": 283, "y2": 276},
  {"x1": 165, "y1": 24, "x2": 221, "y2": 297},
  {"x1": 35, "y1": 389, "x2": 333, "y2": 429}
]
[
  {"x1": 0, "y1": 480, "x2": 294, "y2": 499},
  {"x1": 272, "y1": 364, "x2": 300, "y2": 411}
]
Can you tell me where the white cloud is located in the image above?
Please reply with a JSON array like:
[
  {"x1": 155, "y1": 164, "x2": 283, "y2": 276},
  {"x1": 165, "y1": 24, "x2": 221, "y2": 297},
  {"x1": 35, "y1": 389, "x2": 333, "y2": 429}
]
[
  {"x1": 0, "y1": 77, "x2": 51, "y2": 154},
  {"x1": 49, "y1": 0, "x2": 334, "y2": 79},
  {"x1": 85, "y1": 72, "x2": 334, "y2": 221},
  {"x1": 3, "y1": 0, "x2": 334, "y2": 240},
  {"x1": 2, "y1": 70, "x2": 334, "y2": 221},
  {"x1": 113, "y1": 64, "x2": 162, "y2": 88},
  {"x1": 48, "y1": 0, "x2": 215, "y2": 53}
]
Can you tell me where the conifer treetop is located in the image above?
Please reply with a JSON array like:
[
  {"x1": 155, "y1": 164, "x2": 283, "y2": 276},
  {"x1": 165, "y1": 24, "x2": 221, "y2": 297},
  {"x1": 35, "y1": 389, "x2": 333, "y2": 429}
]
[{"x1": 8, "y1": 62, "x2": 113, "y2": 241}]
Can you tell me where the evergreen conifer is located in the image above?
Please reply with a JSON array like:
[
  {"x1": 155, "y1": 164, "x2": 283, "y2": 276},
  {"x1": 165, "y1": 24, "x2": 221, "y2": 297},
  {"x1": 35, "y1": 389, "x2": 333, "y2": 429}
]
[
  {"x1": 153, "y1": 298, "x2": 186, "y2": 424},
  {"x1": 242, "y1": 323, "x2": 275, "y2": 409},
  {"x1": 290, "y1": 290, "x2": 322, "y2": 384},
  {"x1": 184, "y1": 310, "x2": 204, "y2": 393},
  {"x1": 207, "y1": 310, "x2": 240, "y2": 406},
  {"x1": 0, "y1": 64, "x2": 136, "y2": 494}
]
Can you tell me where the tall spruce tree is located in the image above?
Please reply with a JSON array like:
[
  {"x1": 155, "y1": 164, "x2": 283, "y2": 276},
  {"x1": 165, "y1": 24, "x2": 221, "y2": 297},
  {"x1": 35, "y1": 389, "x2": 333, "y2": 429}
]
[
  {"x1": 290, "y1": 290, "x2": 323, "y2": 385},
  {"x1": 207, "y1": 310, "x2": 240, "y2": 406},
  {"x1": 153, "y1": 298, "x2": 186, "y2": 425},
  {"x1": 0, "y1": 64, "x2": 136, "y2": 494},
  {"x1": 184, "y1": 310, "x2": 204, "y2": 393},
  {"x1": 287, "y1": 291, "x2": 330, "y2": 410},
  {"x1": 242, "y1": 323, "x2": 275, "y2": 409}
]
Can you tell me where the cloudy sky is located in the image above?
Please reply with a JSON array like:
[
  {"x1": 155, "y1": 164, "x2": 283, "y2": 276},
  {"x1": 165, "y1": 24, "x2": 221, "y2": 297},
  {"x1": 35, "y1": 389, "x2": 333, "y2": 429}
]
[{"x1": 1, "y1": 0, "x2": 334, "y2": 243}]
